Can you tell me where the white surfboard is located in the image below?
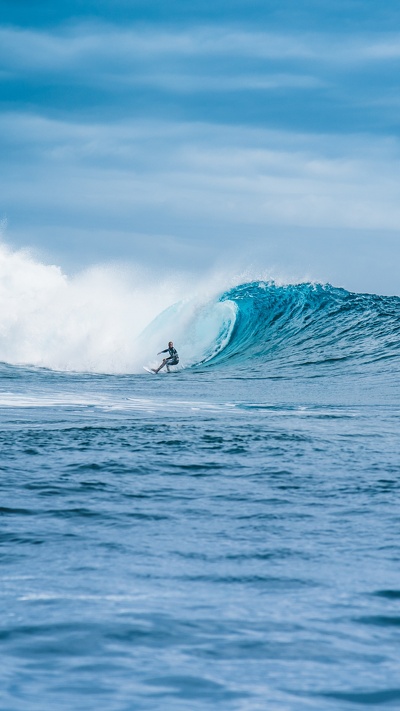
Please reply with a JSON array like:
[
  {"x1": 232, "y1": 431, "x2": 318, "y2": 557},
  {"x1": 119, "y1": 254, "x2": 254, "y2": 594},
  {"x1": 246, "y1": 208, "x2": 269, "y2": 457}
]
[{"x1": 143, "y1": 366, "x2": 156, "y2": 374}]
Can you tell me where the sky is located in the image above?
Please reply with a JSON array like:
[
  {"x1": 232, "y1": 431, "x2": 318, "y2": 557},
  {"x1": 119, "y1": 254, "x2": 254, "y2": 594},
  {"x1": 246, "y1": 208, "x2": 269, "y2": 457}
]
[{"x1": 1, "y1": 0, "x2": 400, "y2": 294}]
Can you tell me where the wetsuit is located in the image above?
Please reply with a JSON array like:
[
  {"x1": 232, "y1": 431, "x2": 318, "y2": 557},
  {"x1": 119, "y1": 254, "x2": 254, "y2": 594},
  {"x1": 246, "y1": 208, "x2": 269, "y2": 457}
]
[{"x1": 159, "y1": 346, "x2": 179, "y2": 366}]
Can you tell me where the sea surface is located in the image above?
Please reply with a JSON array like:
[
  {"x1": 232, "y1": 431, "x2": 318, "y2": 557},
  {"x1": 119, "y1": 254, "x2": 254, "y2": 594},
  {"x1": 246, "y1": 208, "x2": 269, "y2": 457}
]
[{"x1": 1, "y1": 282, "x2": 400, "y2": 711}]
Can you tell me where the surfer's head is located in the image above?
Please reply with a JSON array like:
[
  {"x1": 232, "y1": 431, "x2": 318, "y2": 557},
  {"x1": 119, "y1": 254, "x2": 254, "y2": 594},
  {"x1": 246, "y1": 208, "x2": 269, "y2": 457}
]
[{"x1": 168, "y1": 341, "x2": 173, "y2": 347}]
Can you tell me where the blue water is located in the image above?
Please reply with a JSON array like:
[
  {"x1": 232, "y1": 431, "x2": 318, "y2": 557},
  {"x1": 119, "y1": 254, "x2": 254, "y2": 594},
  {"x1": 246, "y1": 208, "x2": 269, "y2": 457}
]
[{"x1": 2, "y1": 282, "x2": 400, "y2": 710}]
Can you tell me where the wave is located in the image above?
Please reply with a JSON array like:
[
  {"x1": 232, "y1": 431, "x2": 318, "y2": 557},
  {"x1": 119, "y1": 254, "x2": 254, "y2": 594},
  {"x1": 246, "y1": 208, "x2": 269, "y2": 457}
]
[
  {"x1": 0, "y1": 242, "x2": 399, "y2": 375},
  {"x1": 145, "y1": 281, "x2": 400, "y2": 377},
  {"x1": 201, "y1": 281, "x2": 400, "y2": 374},
  {"x1": 135, "y1": 281, "x2": 400, "y2": 377},
  {"x1": 215, "y1": 281, "x2": 400, "y2": 371}
]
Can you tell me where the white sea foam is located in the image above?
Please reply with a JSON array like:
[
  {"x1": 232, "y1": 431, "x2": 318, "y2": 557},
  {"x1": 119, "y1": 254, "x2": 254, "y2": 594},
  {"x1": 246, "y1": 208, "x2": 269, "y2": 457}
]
[{"x1": 0, "y1": 241, "x2": 244, "y2": 373}]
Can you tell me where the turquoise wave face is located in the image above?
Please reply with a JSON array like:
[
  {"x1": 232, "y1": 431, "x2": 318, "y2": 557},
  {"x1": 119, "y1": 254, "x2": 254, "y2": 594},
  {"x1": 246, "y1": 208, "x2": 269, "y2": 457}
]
[{"x1": 199, "y1": 282, "x2": 400, "y2": 376}]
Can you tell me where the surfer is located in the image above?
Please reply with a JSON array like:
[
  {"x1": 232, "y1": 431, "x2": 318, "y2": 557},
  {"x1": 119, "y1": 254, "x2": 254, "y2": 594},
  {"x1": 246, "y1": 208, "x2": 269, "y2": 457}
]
[{"x1": 152, "y1": 342, "x2": 179, "y2": 373}]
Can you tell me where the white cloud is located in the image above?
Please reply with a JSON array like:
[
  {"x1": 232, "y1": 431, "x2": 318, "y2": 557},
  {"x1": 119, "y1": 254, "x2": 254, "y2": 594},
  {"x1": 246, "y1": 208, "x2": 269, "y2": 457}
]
[
  {"x1": 1, "y1": 24, "x2": 399, "y2": 79},
  {"x1": 1, "y1": 112, "x2": 400, "y2": 234},
  {"x1": 0, "y1": 26, "x2": 313, "y2": 71},
  {"x1": 121, "y1": 72, "x2": 325, "y2": 92},
  {"x1": 347, "y1": 37, "x2": 400, "y2": 61}
]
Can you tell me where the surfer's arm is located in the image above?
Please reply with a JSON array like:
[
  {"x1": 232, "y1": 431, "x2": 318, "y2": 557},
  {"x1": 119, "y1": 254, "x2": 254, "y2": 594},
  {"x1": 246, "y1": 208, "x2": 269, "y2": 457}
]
[{"x1": 157, "y1": 349, "x2": 168, "y2": 355}]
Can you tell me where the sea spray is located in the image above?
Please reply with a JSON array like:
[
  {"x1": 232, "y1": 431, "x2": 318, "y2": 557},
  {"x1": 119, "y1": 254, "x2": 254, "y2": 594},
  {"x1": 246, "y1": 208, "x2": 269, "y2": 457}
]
[
  {"x1": 0, "y1": 242, "x2": 270, "y2": 373},
  {"x1": 0, "y1": 242, "x2": 193, "y2": 372}
]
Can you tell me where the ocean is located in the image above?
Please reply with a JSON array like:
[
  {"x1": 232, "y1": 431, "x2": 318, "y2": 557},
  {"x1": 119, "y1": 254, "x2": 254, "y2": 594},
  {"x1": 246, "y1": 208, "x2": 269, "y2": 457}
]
[{"x1": 1, "y1": 276, "x2": 400, "y2": 710}]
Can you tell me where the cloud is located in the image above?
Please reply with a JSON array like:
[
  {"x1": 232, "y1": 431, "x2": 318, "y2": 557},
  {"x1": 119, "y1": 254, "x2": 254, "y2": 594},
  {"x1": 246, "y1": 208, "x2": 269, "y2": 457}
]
[
  {"x1": 0, "y1": 24, "x2": 322, "y2": 104},
  {"x1": 1, "y1": 19, "x2": 400, "y2": 293},
  {"x1": 1, "y1": 24, "x2": 400, "y2": 78},
  {"x1": 2, "y1": 111, "x2": 400, "y2": 235},
  {"x1": 347, "y1": 37, "x2": 400, "y2": 61},
  {"x1": 120, "y1": 72, "x2": 325, "y2": 93},
  {"x1": 0, "y1": 25, "x2": 313, "y2": 72},
  {"x1": 0, "y1": 22, "x2": 398, "y2": 138}
]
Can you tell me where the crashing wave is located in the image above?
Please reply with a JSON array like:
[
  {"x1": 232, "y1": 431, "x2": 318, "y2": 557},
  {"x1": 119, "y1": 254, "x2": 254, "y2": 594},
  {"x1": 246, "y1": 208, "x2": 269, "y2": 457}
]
[{"x1": 0, "y1": 238, "x2": 399, "y2": 374}]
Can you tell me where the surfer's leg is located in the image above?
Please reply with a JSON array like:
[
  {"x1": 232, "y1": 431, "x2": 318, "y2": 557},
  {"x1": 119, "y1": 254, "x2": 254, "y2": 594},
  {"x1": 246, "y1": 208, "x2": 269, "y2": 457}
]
[{"x1": 155, "y1": 359, "x2": 167, "y2": 373}]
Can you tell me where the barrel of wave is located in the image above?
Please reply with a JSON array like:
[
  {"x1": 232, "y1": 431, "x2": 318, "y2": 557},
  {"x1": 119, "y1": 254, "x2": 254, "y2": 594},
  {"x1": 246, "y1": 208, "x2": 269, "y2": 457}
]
[{"x1": 137, "y1": 297, "x2": 238, "y2": 371}]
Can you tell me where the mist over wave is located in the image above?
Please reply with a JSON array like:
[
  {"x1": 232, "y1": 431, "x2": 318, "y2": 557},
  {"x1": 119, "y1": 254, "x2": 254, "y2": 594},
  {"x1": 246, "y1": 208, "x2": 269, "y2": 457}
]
[
  {"x1": 0, "y1": 243, "x2": 189, "y2": 371},
  {"x1": 0, "y1": 242, "x2": 239, "y2": 373},
  {"x1": 1, "y1": 242, "x2": 399, "y2": 376}
]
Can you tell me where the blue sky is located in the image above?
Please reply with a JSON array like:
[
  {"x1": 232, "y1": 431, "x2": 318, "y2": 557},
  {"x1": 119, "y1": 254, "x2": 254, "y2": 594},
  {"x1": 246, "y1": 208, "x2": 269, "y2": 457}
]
[{"x1": 1, "y1": 0, "x2": 400, "y2": 293}]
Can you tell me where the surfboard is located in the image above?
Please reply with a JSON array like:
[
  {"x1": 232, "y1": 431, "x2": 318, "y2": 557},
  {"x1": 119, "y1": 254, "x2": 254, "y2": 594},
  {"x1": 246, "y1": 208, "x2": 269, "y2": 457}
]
[{"x1": 143, "y1": 366, "x2": 156, "y2": 374}]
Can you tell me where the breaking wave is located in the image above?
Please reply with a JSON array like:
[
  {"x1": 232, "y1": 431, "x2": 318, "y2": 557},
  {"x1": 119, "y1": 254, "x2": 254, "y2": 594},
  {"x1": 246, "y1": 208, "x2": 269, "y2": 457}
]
[{"x1": 0, "y1": 242, "x2": 399, "y2": 375}]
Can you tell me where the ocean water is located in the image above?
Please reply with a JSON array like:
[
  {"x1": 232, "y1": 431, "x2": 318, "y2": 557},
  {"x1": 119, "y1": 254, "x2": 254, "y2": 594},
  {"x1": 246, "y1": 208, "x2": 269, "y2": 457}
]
[{"x1": 1, "y1": 275, "x2": 400, "y2": 711}]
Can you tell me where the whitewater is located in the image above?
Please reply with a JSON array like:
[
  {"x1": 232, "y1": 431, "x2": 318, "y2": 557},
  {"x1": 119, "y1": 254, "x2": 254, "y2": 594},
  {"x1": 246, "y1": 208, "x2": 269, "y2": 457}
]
[{"x1": 1, "y1": 242, "x2": 400, "y2": 711}]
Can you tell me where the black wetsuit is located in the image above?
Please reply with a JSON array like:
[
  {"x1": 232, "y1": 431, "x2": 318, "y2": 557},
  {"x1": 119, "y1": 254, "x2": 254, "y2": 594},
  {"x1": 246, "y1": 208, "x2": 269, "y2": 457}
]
[{"x1": 159, "y1": 346, "x2": 179, "y2": 366}]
